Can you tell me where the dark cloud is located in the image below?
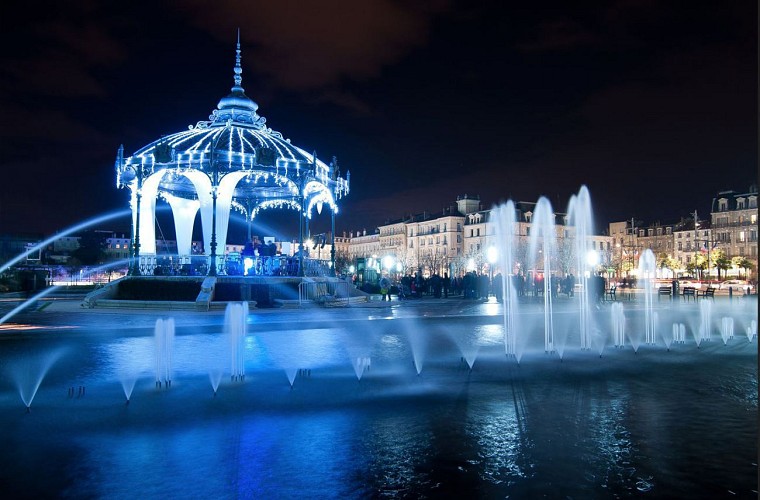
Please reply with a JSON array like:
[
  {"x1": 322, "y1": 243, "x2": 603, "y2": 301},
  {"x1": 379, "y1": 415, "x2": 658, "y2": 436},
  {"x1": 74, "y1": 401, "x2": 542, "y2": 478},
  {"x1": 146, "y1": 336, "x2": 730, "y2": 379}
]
[
  {"x1": 517, "y1": 19, "x2": 598, "y2": 52},
  {"x1": 177, "y1": 1, "x2": 451, "y2": 95},
  {"x1": 0, "y1": 0, "x2": 754, "y2": 236}
]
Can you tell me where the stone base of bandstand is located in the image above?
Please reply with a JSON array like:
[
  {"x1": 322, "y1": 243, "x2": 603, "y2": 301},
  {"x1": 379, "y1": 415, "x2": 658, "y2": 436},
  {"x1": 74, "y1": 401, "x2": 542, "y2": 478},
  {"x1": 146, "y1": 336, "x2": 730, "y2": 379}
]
[{"x1": 82, "y1": 275, "x2": 367, "y2": 310}]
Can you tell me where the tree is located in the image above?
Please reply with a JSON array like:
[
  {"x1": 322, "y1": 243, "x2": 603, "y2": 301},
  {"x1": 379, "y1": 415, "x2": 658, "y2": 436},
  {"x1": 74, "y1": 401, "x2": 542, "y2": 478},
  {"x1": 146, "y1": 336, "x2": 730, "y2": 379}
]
[
  {"x1": 334, "y1": 249, "x2": 351, "y2": 276},
  {"x1": 731, "y1": 256, "x2": 755, "y2": 280},
  {"x1": 686, "y1": 254, "x2": 707, "y2": 280},
  {"x1": 711, "y1": 249, "x2": 731, "y2": 281},
  {"x1": 657, "y1": 252, "x2": 679, "y2": 278},
  {"x1": 71, "y1": 231, "x2": 107, "y2": 266}
]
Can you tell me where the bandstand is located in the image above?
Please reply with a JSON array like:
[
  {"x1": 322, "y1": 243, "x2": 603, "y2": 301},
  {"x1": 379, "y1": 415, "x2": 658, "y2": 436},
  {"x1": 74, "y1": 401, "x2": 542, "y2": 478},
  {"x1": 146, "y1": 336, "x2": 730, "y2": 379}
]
[{"x1": 114, "y1": 37, "x2": 349, "y2": 277}]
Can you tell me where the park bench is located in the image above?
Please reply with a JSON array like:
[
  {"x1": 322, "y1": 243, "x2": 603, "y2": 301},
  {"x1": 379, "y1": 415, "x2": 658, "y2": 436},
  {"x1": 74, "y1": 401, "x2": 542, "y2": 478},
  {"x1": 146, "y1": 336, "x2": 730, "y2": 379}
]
[
  {"x1": 698, "y1": 287, "x2": 716, "y2": 299},
  {"x1": 657, "y1": 286, "x2": 672, "y2": 301},
  {"x1": 605, "y1": 285, "x2": 617, "y2": 301},
  {"x1": 682, "y1": 286, "x2": 696, "y2": 302}
]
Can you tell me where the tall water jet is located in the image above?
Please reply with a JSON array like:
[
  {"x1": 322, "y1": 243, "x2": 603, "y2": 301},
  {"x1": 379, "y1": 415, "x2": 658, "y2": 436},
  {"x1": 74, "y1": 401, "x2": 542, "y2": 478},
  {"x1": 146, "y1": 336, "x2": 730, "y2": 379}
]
[
  {"x1": 493, "y1": 201, "x2": 520, "y2": 359},
  {"x1": 698, "y1": 300, "x2": 712, "y2": 345},
  {"x1": 9, "y1": 349, "x2": 65, "y2": 411},
  {"x1": 611, "y1": 302, "x2": 626, "y2": 348},
  {"x1": 154, "y1": 318, "x2": 175, "y2": 388},
  {"x1": 529, "y1": 197, "x2": 557, "y2": 355},
  {"x1": 568, "y1": 186, "x2": 595, "y2": 350},
  {"x1": 720, "y1": 317, "x2": 734, "y2": 345},
  {"x1": 672, "y1": 323, "x2": 686, "y2": 345},
  {"x1": 638, "y1": 249, "x2": 657, "y2": 345},
  {"x1": 225, "y1": 302, "x2": 249, "y2": 381},
  {"x1": 0, "y1": 209, "x2": 131, "y2": 274}
]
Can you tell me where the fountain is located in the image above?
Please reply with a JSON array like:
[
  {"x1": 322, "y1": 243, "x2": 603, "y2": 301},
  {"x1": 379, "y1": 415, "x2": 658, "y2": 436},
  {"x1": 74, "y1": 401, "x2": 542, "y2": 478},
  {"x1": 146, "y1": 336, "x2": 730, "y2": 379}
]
[
  {"x1": 698, "y1": 300, "x2": 713, "y2": 346},
  {"x1": 747, "y1": 319, "x2": 757, "y2": 341},
  {"x1": 351, "y1": 357, "x2": 371, "y2": 380},
  {"x1": 611, "y1": 302, "x2": 626, "y2": 348},
  {"x1": 225, "y1": 302, "x2": 249, "y2": 381},
  {"x1": 528, "y1": 197, "x2": 558, "y2": 355},
  {"x1": 720, "y1": 317, "x2": 734, "y2": 344},
  {"x1": 567, "y1": 186, "x2": 595, "y2": 351},
  {"x1": 672, "y1": 323, "x2": 686, "y2": 345},
  {"x1": 493, "y1": 201, "x2": 520, "y2": 359},
  {"x1": 154, "y1": 318, "x2": 175, "y2": 388},
  {"x1": 0, "y1": 185, "x2": 756, "y2": 498},
  {"x1": 637, "y1": 249, "x2": 657, "y2": 346},
  {"x1": 8, "y1": 349, "x2": 65, "y2": 412}
]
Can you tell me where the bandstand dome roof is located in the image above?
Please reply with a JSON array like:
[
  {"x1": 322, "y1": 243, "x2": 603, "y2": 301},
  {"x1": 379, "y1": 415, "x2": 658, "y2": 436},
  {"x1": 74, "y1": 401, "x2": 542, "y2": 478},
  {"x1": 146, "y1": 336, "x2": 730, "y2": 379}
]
[{"x1": 115, "y1": 36, "x2": 349, "y2": 219}]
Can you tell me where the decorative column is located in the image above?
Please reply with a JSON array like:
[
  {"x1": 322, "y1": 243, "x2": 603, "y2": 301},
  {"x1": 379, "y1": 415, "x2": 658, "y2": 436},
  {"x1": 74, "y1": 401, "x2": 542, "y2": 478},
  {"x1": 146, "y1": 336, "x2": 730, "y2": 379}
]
[
  {"x1": 131, "y1": 171, "x2": 142, "y2": 276},
  {"x1": 298, "y1": 198, "x2": 305, "y2": 277},
  {"x1": 331, "y1": 210, "x2": 336, "y2": 274},
  {"x1": 209, "y1": 184, "x2": 218, "y2": 276}
]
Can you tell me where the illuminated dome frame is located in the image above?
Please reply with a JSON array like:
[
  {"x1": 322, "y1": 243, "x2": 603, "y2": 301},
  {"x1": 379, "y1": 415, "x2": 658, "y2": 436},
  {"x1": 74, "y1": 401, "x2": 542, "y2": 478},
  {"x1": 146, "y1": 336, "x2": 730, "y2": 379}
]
[{"x1": 114, "y1": 36, "x2": 350, "y2": 276}]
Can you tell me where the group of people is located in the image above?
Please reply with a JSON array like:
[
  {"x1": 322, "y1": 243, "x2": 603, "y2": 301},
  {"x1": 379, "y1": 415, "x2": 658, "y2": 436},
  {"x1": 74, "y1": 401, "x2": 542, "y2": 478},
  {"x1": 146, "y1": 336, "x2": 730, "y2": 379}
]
[{"x1": 375, "y1": 270, "x2": 611, "y2": 303}]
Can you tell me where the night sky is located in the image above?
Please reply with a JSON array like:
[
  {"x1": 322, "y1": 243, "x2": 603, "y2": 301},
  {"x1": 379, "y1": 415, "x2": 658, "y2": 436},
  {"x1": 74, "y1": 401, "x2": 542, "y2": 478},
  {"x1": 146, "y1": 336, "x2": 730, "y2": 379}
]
[{"x1": 0, "y1": 1, "x2": 756, "y2": 239}]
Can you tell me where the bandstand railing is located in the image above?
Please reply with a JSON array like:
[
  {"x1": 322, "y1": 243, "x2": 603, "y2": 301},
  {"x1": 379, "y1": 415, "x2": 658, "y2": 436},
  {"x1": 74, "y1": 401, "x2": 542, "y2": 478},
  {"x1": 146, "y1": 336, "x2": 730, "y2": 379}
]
[
  {"x1": 138, "y1": 254, "x2": 335, "y2": 278},
  {"x1": 298, "y1": 280, "x2": 350, "y2": 306}
]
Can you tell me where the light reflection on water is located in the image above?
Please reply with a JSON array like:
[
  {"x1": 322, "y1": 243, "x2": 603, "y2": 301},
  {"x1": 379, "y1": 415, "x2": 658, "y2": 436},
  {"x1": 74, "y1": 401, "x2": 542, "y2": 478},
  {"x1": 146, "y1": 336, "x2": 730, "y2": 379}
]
[
  {"x1": 468, "y1": 399, "x2": 530, "y2": 483},
  {"x1": 0, "y1": 312, "x2": 757, "y2": 498}
]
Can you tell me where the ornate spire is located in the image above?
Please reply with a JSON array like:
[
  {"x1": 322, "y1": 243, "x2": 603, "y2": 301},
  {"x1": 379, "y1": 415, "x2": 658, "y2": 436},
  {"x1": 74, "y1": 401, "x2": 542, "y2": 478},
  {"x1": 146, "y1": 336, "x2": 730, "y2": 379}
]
[
  {"x1": 210, "y1": 31, "x2": 265, "y2": 128},
  {"x1": 233, "y1": 28, "x2": 243, "y2": 90}
]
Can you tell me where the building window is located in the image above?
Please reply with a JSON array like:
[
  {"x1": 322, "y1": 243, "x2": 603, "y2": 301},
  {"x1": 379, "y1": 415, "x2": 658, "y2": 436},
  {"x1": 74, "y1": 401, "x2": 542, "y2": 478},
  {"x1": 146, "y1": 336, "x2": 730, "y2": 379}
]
[
  {"x1": 718, "y1": 198, "x2": 728, "y2": 211},
  {"x1": 457, "y1": 223, "x2": 461, "y2": 231},
  {"x1": 666, "y1": 227, "x2": 672, "y2": 235},
  {"x1": 749, "y1": 196, "x2": 757, "y2": 209},
  {"x1": 737, "y1": 198, "x2": 746, "y2": 210},
  {"x1": 656, "y1": 228, "x2": 662, "y2": 236}
]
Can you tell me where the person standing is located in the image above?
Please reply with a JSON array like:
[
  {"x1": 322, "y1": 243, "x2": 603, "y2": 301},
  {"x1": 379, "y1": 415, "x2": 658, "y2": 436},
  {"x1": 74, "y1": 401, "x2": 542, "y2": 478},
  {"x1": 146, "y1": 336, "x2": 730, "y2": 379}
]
[{"x1": 379, "y1": 275, "x2": 391, "y2": 301}]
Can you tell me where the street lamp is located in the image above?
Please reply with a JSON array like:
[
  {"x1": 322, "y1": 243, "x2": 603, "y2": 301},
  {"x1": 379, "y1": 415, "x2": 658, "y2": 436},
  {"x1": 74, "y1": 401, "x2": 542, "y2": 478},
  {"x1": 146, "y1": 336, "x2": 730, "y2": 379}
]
[
  {"x1": 585, "y1": 249, "x2": 599, "y2": 278},
  {"x1": 486, "y1": 245, "x2": 498, "y2": 298},
  {"x1": 382, "y1": 255, "x2": 395, "y2": 271}
]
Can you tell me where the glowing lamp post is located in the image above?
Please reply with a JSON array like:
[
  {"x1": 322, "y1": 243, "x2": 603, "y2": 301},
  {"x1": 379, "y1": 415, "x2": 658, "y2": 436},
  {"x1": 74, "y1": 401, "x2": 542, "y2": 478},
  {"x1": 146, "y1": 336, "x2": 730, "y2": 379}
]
[
  {"x1": 383, "y1": 255, "x2": 396, "y2": 279},
  {"x1": 585, "y1": 249, "x2": 599, "y2": 278},
  {"x1": 486, "y1": 245, "x2": 498, "y2": 296}
]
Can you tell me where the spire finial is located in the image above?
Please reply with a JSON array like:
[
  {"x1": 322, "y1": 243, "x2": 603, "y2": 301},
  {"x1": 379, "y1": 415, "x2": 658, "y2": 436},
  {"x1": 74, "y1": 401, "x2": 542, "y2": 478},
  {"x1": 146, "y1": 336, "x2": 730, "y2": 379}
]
[{"x1": 233, "y1": 28, "x2": 243, "y2": 89}]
